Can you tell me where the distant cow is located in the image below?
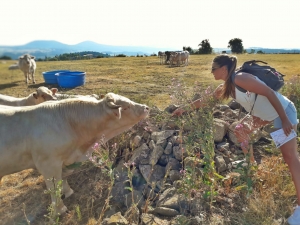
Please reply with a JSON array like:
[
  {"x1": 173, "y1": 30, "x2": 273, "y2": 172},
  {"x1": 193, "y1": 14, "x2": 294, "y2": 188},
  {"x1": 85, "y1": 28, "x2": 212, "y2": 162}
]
[
  {"x1": 164, "y1": 51, "x2": 173, "y2": 64},
  {"x1": 169, "y1": 51, "x2": 189, "y2": 67},
  {"x1": 158, "y1": 51, "x2": 166, "y2": 65},
  {"x1": 8, "y1": 64, "x2": 19, "y2": 70},
  {"x1": 164, "y1": 51, "x2": 182, "y2": 64},
  {"x1": 18, "y1": 54, "x2": 37, "y2": 84},
  {"x1": 0, "y1": 86, "x2": 58, "y2": 106},
  {"x1": 0, "y1": 93, "x2": 149, "y2": 215}
]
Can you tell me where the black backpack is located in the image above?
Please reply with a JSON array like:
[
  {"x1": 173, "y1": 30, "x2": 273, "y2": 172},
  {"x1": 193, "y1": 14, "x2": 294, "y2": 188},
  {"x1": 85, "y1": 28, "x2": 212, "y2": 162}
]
[
  {"x1": 231, "y1": 60, "x2": 285, "y2": 117},
  {"x1": 232, "y1": 60, "x2": 285, "y2": 93}
]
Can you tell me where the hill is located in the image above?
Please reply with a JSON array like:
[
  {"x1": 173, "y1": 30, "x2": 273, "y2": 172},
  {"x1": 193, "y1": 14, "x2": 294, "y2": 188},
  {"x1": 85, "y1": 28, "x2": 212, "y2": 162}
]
[{"x1": 0, "y1": 40, "x2": 177, "y2": 59}]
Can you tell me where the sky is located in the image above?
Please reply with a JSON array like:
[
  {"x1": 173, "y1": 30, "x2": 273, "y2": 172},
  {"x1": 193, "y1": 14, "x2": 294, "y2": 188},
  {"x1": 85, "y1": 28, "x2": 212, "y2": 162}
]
[{"x1": 1, "y1": 0, "x2": 300, "y2": 49}]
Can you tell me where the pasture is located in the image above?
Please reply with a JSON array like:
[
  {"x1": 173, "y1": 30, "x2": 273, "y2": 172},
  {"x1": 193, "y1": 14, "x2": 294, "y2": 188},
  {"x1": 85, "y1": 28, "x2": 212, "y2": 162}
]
[
  {"x1": 2, "y1": 54, "x2": 299, "y2": 110},
  {"x1": 0, "y1": 54, "x2": 300, "y2": 225}
]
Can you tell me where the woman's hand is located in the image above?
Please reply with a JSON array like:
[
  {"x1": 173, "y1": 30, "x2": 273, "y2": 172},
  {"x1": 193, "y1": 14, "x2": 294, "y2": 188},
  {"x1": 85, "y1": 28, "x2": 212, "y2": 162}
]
[{"x1": 281, "y1": 118, "x2": 294, "y2": 136}]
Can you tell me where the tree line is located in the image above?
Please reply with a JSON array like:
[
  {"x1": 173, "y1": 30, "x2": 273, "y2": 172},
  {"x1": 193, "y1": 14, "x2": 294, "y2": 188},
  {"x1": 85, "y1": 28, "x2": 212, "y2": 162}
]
[{"x1": 182, "y1": 38, "x2": 244, "y2": 54}]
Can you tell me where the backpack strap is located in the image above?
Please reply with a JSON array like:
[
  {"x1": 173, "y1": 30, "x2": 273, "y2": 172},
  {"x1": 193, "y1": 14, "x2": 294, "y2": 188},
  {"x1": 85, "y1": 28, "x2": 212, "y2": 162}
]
[
  {"x1": 231, "y1": 72, "x2": 246, "y2": 93},
  {"x1": 231, "y1": 72, "x2": 258, "y2": 117}
]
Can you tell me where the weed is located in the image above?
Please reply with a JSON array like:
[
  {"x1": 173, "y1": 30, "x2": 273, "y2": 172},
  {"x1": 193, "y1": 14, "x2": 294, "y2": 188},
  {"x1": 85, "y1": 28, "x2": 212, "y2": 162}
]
[{"x1": 44, "y1": 178, "x2": 63, "y2": 225}]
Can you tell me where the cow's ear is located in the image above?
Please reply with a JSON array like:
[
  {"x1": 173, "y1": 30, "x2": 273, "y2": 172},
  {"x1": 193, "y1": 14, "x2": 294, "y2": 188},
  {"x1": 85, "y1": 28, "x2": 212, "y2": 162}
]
[
  {"x1": 31, "y1": 56, "x2": 35, "y2": 59},
  {"x1": 32, "y1": 92, "x2": 38, "y2": 99},
  {"x1": 51, "y1": 88, "x2": 58, "y2": 95}
]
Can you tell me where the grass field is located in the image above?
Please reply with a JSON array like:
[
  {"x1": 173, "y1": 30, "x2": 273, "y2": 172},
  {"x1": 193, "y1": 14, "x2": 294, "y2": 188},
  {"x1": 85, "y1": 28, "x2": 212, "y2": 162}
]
[
  {"x1": 0, "y1": 54, "x2": 300, "y2": 225},
  {"x1": 1, "y1": 54, "x2": 299, "y2": 110}
]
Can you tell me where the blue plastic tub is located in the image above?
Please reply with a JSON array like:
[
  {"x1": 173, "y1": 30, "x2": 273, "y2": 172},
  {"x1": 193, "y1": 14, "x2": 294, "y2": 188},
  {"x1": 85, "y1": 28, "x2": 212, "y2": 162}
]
[
  {"x1": 55, "y1": 71, "x2": 86, "y2": 88},
  {"x1": 42, "y1": 70, "x2": 70, "y2": 84}
]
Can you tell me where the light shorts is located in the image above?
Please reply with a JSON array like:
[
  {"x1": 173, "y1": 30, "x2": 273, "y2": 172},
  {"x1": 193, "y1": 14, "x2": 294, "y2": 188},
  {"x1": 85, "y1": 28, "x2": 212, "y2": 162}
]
[{"x1": 273, "y1": 102, "x2": 299, "y2": 128}]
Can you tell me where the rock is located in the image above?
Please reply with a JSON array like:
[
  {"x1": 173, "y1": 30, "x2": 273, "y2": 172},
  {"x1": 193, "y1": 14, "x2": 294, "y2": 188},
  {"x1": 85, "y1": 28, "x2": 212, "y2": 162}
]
[
  {"x1": 124, "y1": 206, "x2": 139, "y2": 225},
  {"x1": 169, "y1": 170, "x2": 181, "y2": 182},
  {"x1": 228, "y1": 99, "x2": 241, "y2": 110},
  {"x1": 213, "y1": 118, "x2": 228, "y2": 142},
  {"x1": 101, "y1": 212, "x2": 129, "y2": 225},
  {"x1": 173, "y1": 145, "x2": 188, "y2": 161},
  {"x1": 152, "y1": 207, "x2": 179, "y2": 217},
  {"x1": 128, "y1": 143, "x2": 151, "y2": 165},
  {"x1": 132, "y1": 168, "x2": 147, "y2": 187},
  {"x1": 166, "y1": 158, "x2": 181, "y2": 171},
  {"x1": 215, "y1": 155, "x2": 227, "y2": 172},
  {"x1": 124, "y1": 189, "x2": 145, "y2": 209},
  {"x1": 164, "y1": 141, "x2": 173, "y2": 154},
  {"x1": 158, "y1": 194, "x2": 180, "y2": 211},
  {"x1": 139, "y1": 164, "x2": 165, "y2": 183},
  {"x1": 140, "y1": 213, "x2": 169, "y2": 225},
  {"x1": 151, "y1": 130, "x2": 175, "y2": 143},
  {"x1": 111, "y1": 181, "x2": 131, "y2": 207},
  {"x1": 149, "y1": 145, "x2": 164, "y2": 165}
]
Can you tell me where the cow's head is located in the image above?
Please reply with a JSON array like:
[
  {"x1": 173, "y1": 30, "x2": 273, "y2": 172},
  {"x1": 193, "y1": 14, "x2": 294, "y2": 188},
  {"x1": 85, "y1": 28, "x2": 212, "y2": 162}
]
[
  {"x1": 104, "y1": 93, "x2": 149, "y2": 121},
  {"x1": 32, "y1": 86, "x2": 58, "y2": 104},
  {"x1": 169, "y1": 52, "x2": 177, "y2": 59},
  {"x1": 19, "y1": 54, "x2": 34, "y2": 65}
]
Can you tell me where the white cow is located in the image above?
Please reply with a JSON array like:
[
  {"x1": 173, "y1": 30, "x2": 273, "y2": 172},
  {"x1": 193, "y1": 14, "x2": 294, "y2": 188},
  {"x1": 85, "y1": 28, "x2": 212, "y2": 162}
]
[
  {"x1": 18, "y1": 54, "x2": 37, "y2": 84},
  {"x1": 0, "y1": 86, "x2": 58, "y2": 106},
  {"x1": 169, "y1": 51, "x2": 189, "y2": 67},
  {"x1": 8, "y1": 64, "x2": 19, "y2": 70},
  {"x1": 0, "y1": 93, "x2": 149, "y2": 215}
]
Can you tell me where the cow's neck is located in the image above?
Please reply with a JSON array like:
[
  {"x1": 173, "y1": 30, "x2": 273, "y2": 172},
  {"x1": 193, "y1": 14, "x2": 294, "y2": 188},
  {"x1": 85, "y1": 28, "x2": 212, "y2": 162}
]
[{"x1": 18, "y1": 96, "x2": 31, "y2": 106}]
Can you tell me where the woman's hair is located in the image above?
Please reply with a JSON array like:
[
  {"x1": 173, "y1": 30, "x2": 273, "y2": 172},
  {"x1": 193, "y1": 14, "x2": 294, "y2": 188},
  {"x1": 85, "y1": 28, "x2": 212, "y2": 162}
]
[{"x1": 213, "y1": 54, "x2": 237, "y2": 100}]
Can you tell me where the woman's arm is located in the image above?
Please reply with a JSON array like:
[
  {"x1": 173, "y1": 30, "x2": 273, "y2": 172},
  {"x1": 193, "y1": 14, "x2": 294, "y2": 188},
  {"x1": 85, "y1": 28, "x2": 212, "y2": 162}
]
[
  {"x1": 172, "y1": 84, "x2": 223, "y2": 116},
  {"x1": 235, "y1": 73, "x2": 293, "y2": 136}
]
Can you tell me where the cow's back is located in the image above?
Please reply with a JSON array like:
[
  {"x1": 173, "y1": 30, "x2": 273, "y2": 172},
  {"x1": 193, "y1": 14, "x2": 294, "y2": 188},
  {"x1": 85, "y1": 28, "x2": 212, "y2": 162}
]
[
  {"x1": 0, "y1": 106, "x2": 73, "y2": 176},
  {"x1": 0, "y1": 94, "x2": 21, "y2": 106}
]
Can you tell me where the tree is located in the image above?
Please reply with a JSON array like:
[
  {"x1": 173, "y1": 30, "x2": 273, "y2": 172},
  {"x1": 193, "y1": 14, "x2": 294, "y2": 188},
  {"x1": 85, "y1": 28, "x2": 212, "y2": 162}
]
[
  {"x1": 0, "y1": 55, "x2": 12, "y2": 60},
  {"x1": 183, "y1": 46, "x2": 193, "y2": 54},
  {"x1": 228, "y1": 38, "x2": 244, "y2": 54},
  {"x1": 250, "y1": 49, "x2": 256, "y2": 54},
  {"x1": 198, "y1": 39, "x2": 213, "y2": 54}
]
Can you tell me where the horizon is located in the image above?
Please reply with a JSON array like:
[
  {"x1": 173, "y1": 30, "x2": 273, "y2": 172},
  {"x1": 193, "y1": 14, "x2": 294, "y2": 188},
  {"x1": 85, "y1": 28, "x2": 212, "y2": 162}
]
[
  {"x1": 1, "y1": 39, "x2": 300, "y2": 51},
  {"x1": 1, "y1": 0, "x2": 300, "y2": 49}
]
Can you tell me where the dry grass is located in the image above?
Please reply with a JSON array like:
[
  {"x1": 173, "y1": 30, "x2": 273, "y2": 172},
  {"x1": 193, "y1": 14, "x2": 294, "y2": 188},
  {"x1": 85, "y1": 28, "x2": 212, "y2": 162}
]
[
  {"x1": 0, "y1": 54, "x2": 300, "y2": 224},
  {"x1": 2, "y1": 54, "x2": 298, "y2": 110}
]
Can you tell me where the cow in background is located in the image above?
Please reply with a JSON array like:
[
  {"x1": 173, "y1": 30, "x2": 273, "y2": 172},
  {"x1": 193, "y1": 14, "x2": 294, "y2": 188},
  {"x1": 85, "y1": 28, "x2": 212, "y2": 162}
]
[
  {"x1": 164, "y1": 51, "x2": 173, "y2": 64},
  {"x1": 158, "y1": 51, "x2": 166, "y2": 64},
  {"x1": 8, "y1": 64, "x2": 19, "y2": 70},
  {"x1": 18, "y1": 54, "x2": 37, "y2": 84},
  {"x1": 0, "y1": 93, "x2": 149, "y2": 215},
  {"x1": 169, "y1": 51, "x2": 189, "y2": 67},
  {"x1": 0, "y1": 86, "x2": 58, "y2": 106}
]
